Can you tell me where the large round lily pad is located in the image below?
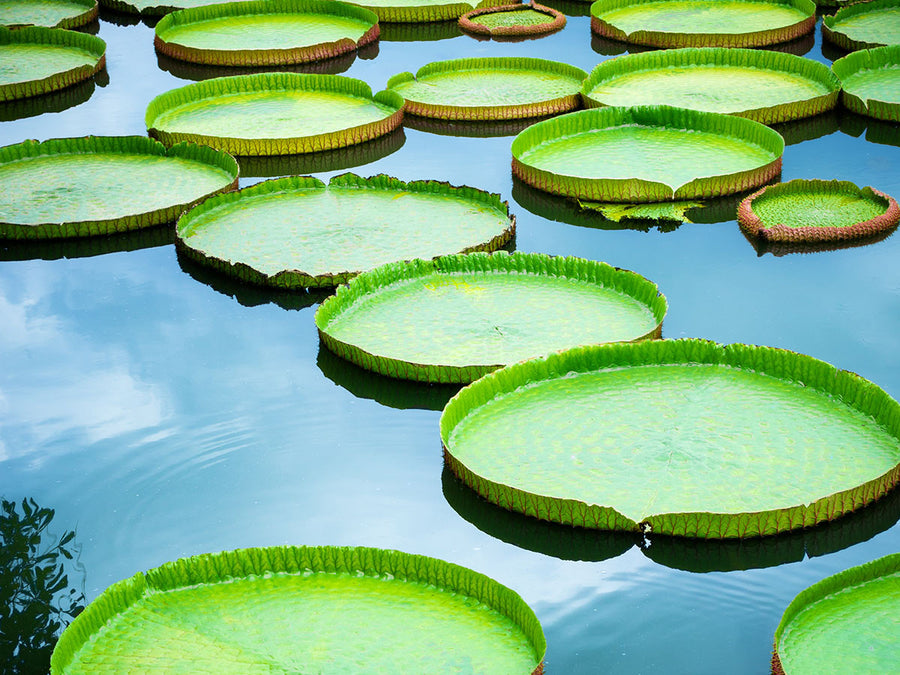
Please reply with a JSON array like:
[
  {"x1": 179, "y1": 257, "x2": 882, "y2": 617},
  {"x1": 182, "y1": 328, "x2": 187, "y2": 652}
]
[
  {"x1": 823, "y1": 0, "x2": 900, "y2": 52},
  {"x1": 589, "y1": 0, "x2": 816, "y2": 48},
  {"x1": 738, "y1": 179, "x2": 900, "y2": 243},
  {"x1": 511, "y1": 105, "x2": 784, "y2": 202},
  {"x1": 154, "y1": 0, "x2": 380, "y2": 67},
  {"x1": 175, "y1": 173, "x2": 516, "y2": 288},
  {"x1": 832, "y1": 45, "x2": 900, "y2": 122},
  {"x1": 581, "y1": 48, "x2": 839, "y2": 125},
  {"x1": 0, "y1": 25, "x2": 105, "y2": 101},
  {"x1": 315, "y1": 251, "x2": 667, "y2": 383},
  {"x1": 342, "y1": 0, "x2": 506, "y2": 22},
  {"x1": 0, "y1": 136, "x2": 239, "y2": 240},
  {"x1": 440, "y1": 339, "x2": 900, "y2": 538},
  {"x1": 772, "y1": 553, "x2": 900, "y2": 674},
  {"x1": 146, "y1": 72, "x2": 404, "y2": 156},
  {"x1": 50, "y1": 545, "x2": 546, "y2": 674},
  {"x1": 387, "y1": 57, "x2": 586, "y2": 121},
  {"x1": 0, "y1": 0, "x2": 97, "y2": 28},
  {"x1": 459, "y1": 2, "x2": 566, "y2": 37}
]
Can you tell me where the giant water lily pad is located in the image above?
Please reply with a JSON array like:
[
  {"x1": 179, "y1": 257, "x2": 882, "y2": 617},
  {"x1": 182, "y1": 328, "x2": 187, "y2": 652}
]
[
  {"x1": 146, "y1": 72, "x2": 403, "y2": 155},
  {"x1": 0, "y1": 0, "x2": 97, "y2": 28},
  {"x1": 738, "y1": 179, "x2": 900, "y2": 243},
  {"x1": 0, "y1": 26, "x2": 105, "y2": 101},
  {"x1": 154, "y1": 0, "x2": 379, "y2": 67},
  {"x1": 175, "y1": 173, "x2": 515, "y2": 288},
  {"x1": 772, "y1": 553, "x2": 900, "y2": 674},
  {"x1": 823, "y1": 0, "x2": 900, "y2": 52},
  {"x1": 589, "y1": 0, "x2": 816, "y2": 48},
  {"x1": 459, "y1": 3, "x2": 566, "y2": 38},
  {"x1": 315, "y1": 251, "x2": 666, "y2": 383},
  {"x1": 343, "y1": 0, "x2": 505, "y2": 22},
  {"x1": 440, "y1": 339, "x2": 900, "y2": 538},
  {"x1": 0, "y1": 136, "x2": 239, "y2": 239},
  {"x1": 581, "y1": 48, "x2": 839, "y2": 125},
  {"x1": 387, "y1": 57, "x2": 586, "y2": 121},
  {"x1": 511, "y1": 106, "x2": 784, "y2": 202},
  {"x1": 832, "y1": 45, "x2": 900, "y2": 122},
  {"x1": 50, "y1": 545, "x2": 546, "y2": 674}
]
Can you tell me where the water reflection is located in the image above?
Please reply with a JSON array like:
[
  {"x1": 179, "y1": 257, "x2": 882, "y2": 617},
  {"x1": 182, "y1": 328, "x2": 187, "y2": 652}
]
[
  {"x1": 379, "y1": 20, "x2": 462, "y2": 42},
  {"x1": 592, "y1": 33, "x2": 814, "y2": 57},
  {"x1": 0, "y1": 498, "x2": 84, "y2": 674},
  {"x1": 317, "y1": 343, "x2": 462, "y2": 410},
  {"x1": 235, "y1": 129, "x2": 406, "y2": 178},
  {"x1": 0, "y1": 68, "x2": 109, "y2": 123},
  {"x1": 772, "y1": 109, "x2": 840, "y2": 147},
  {"x1": 177, "y1": 250, "x2": 331, "y2": 311},
  {"x1": 404, "y1": 115, "x2": 551, "y2": 138},
  {"x1": 0, "y1": 224, "x2": 173, "y2": 262},
  {"x1": 839, "y1": 109, "x2": 900, "y2": 149},
  {"x1": 444, "y1": 466, "x2": 900, "y2": 572},
  {"x1": 155, "y1": 50, "x2": 359, "y2": 81},
  {"x1": 741, "y1": 224, "x2": 897, "y2": 257},
  {"x1": 540, "y1": 0, "x2": 593, "y2": 17}
]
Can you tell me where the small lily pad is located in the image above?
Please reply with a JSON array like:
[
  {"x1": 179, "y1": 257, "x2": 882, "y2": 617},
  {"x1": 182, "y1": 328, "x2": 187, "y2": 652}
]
[
  {"x1": 0, "y1": 25, "x2": 105, "y2": 101},
  {"x1": 738, "y1": 179, "x2": 900, "y2": 243},
  {"x1": 832, "y1": 45, "x2": 900, "y2": 122},
  {"x1": 823, "y1": 0, "x2": 900, "y2": 52},
  {"x1": 154, "y1": 0, "x2": 380, "y2": 67},
  {"x1": 387, "y1": 57, "x2": 587, "y2": 121},
  {"x1": 50, "y1": 545, "x2": 546, "y2": 674},
  {"x1": 773, "y1": 553, "x2": 900, "y2": 674},
  {"x1": 459, "y1": 2, "x2": 566, "y2": 37},
  {"x1": 315, "y1": 251, "x2": 666, "y2": 383},
  {"x1": 0, "y1": 0, "x2": 97, "y2": 28}
]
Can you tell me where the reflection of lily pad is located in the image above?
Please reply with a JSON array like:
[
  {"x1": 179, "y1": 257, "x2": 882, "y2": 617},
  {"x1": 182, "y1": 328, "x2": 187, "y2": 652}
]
[
  {"x1": 156, "y1": 48, "x2": 357, "y2": 81},
  {"x1": 1, "y1": 224, "x2": 172, "y2": 261},
  {"x1": 459, "y1": 2, "x2": 566, "y2": 37},
  {"x1": 176, "y1": 173, "x2": 515, "y2": 288},
  {"x1": 0, "y1": 0, "x2": 97, "y2": 28},
  {"x1": 378, "y1": 18, "x2": 461, "y2": 40},
  {"x1": 511, "y1": 105, "x2": 784, "y2": 202},
  {"x1": 440, "y1": 339, "x2": 900, "y2": 538},
  {"x1": 772, "y1": 553, "x2": 900, "y2": 675},
  {"x1": 0, "y1": 136, "x2": 239, "y2": 239},
  {"x1": 581, "y1": 48, "x2": 839, "y2": 124},
  {"x1": 50, "y1": 545, "x2": 546, "y2": 675},
  {"x1": 823, "y1": 0, "x2": 900, "y2": 52},
  {"x1": 146, "y1": 73, "x2": 404, "y2": 156},
  {"x1": 738, "y1": 179, "x2": 900, "y2": 244},
  {"x1": 388, "y1": 57, "x2": 586, "y2": 121},
  {"x1": 315, "y1": 251, "x2": 666, "y2": 383},
  {"x1": 343, "y1": 0, "x2": 506, "y2": 22},
  {"x1": 99, "y1": 0, "x2": 244, "y2": 17},
  {"x1": 154, "y1": 0, "x2": 379, "y2": 67},
  {"x1": 0, "y1": 25, "x2": 105, "y2": 101},
  {"x1": 832, "y1": 45, "x2": 900, "y2": 122},
  {"x1": 403, "y1": 114, "x2": 543, "y2": 137},
  {"x1": 589, "y1": 0, "x2": 816, "y2": 48},
  {"x1": 0, "y1": 76, "x2": 95, "y2": 121}
]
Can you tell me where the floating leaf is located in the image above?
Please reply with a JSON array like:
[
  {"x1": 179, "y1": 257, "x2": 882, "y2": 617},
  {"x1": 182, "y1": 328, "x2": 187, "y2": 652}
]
[
  {"x1": 832, "y1": 45, "x2": 900, "y2": 123},
  {"x1": 823, "y1": 0, "x2": 900, "y2": 52},
  {"x1": 459, "y1": 2, "x2": 566, "y2": 38},
  {"x1": 0, "y1": 0, "x2": 97, "y2": 29}
]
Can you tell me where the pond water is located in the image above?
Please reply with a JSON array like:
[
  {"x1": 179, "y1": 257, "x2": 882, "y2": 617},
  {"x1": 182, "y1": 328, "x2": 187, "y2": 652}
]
[{"x1": 1, "y1": 7, "x2": 899, "y2": 674}]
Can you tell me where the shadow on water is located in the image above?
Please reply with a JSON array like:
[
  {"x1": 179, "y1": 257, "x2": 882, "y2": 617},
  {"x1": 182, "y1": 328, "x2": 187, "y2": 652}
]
[
  {"x1": 176, "y1": 249, "x2": 332, "y2": 311},
  {"x1": 378, "y1": 20, "x2": 463, "y2": 42},
  {"x1": 0, "y1": 69, "x2": 108, "y2": 123},
  {"x1": 0, "y1": 224, "x2": 174, "y2": 262},
  {"x1": 0, "y1": 498, "x2": 84, "y2": 674},
  {"x1": 839, "y1": 109, "x2": 900, "y2": 149},
  {"x1": 443, "y1": 467, "x2": 900, "y2": 571},
  {"x1": 404, "y1": 114, "x2": 552, "y2": 138},
  {"x1": 235, "y1": 128, "x2": 406, "y2": 178},
  {"x1": 772, "y1": 109, "x2": 841, "y2": 146},
  {"x1": 317, "y1": 342, "x2": 463, "y2": 411},
  {"x1": 155, "y1": 50, "x2": 359, "y2": 81},
  {"x1": 540, "y1": 0, "x2": 593, "y2": 17},
  {"x1": 741, "y1": 223, "x2": 897, "y2": 257},
  {"x1": 591, "y1": 32, "x2": 814, "y2": 58}
]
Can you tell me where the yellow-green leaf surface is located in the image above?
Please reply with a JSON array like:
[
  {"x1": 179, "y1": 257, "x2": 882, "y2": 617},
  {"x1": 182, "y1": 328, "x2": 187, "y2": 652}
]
[
  {"x1": 775, "y1": 553, "x2": 900, "y2": 674},
  {"x1": 315, "y1": 252, "x2": 666, "y2": 382},
  {"x1": 440, "y1": 339, "x2": 900, "y2": 537},
  {"x1": 472, "y1": 8, "x2": 554, "y2": 27},
  {"x1": 582, "y1": 48, "x2": 838, "y2": 124},
  {"x1": 175, "y1": 174, "x2": 515, "y2": 288},
  {"x1": 50, "y1": 546, "x2": 545, "y2": 674},
  {"x1": 749, "y1": 181, "x2": 891, "y2": 229},
  {"x1": 0, "y1": 136, "x2": 238, "y2": 239},
  {"x1": 833, "y1": 47, "x2": 900, "y2": 122},
  {"x1": 0, "y1": 0, "x2": 96, "y2": 28},
  {"x1": 823, "y1": 0, "x2": 900, "y2": 50}
]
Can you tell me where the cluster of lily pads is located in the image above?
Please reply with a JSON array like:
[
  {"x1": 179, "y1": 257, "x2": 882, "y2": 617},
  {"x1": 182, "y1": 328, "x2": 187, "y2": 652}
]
[{"x1": 2, "y1": 0, "x2": 899, "y2": 673}]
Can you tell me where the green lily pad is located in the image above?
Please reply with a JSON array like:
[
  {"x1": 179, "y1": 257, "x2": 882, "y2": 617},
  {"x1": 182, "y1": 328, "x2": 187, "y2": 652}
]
[
  {"x1": 511, "y1": 105, "x2": 784, "y2": 202},
  {"x1": 50, "y1": 545, "x2": 546, "y2": 674},
  {"x1": 315, "y1": 251, "x2": 667, "y2": 384},
  {"x1": 0, "y1": 26, "x2": 105, "y2": 101},
  {"x1": 440, "y1": 339, "x2": 900, "y2": 538},
  {"x1": 175, "y1": 173, "x2": 516, "y2": 288},
  {"x1": 581, "y1": 48, "x2": 839, "y2": 125},
  {"x1": 0, "y1": 0, "x2": 97, "y2": 28},
  {"x1": 832, "y1": 45, "x2": 900, "y2": 122},
  {"x1": 738, "y1": 179, "x2": 900, "y2": 243},
  {"x1": 0, "y1": 136, "x2": 239, "y2": 240},
  {"x1": 342, "y1": 0, "x2": 506, "y2": 22},
  {"x1": 459, "y1": 2, "x2": 566, "y2": 37},
  {"x1": 154, "y1": 0, "x2": 379, "y2": 67},
  {"x1": 99, "y1": 0, "x2": 244, "y2": 16},
  {"x1": 387, "y1": 57, "x2": 587, "y2": 121},
  {"x1": 146, "y1": 72, "x2": 404, "y2": 156},
  {"x1": 589, "y1": 0, "x2": 816, "y2": 48},
  {"x1": 772, "y1": 553, "x2": 900, "y2": 674},
  {"x1": 823, "y1": 0, "x2": 900, "y2": 52}
]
